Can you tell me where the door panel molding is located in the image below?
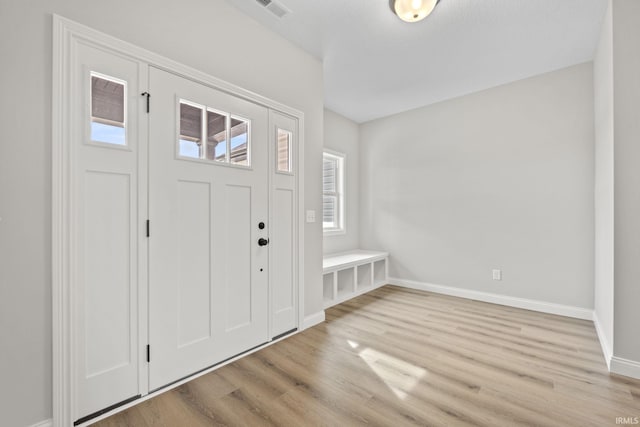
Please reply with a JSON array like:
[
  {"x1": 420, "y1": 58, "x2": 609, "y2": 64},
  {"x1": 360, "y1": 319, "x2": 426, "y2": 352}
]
[{"x1": 53, "y1": 15, "x2": 305, "y2": 427}]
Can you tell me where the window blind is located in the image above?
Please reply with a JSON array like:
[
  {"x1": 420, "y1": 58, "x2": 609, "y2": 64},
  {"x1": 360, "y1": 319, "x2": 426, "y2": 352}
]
[
  {"x1": 323, "y1": 155, "x2": 338, "y2": 227},
  {"x1": 91, "y1": 75, "x2": 125, "y2": 126}
]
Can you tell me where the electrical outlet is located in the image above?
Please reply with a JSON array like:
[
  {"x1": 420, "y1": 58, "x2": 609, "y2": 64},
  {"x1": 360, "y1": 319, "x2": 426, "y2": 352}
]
[
  {"x1": 306, "y1": 210, "x2": 316, "y2": 223},
  {"x1": 492, "y1": 269, "x2": 502, "y2": 281}
]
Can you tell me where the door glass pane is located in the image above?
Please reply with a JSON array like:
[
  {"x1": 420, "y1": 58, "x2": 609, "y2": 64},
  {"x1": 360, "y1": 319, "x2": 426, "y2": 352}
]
[
  {"x1": 179, "y1": 102, "x2": 203, "y2": 159},
  {"x1": 207, "y1": 110, "x2": 227, "y2": 162},
  {"x1": 90, "y1": 73, "x2": 126, "y2": 146},
  {"x1": 176, "y1": 100, "x2": 251, "y2": 168},
  {"x1": 230, "y1": 117, "x2": 249, "y2": 166},
  {"x1": 277, "y1": 129, "x2": 292, "y2": 172}
]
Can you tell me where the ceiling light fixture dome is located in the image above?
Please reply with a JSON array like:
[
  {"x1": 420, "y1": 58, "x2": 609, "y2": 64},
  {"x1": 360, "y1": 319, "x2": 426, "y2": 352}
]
[{"x1": 391, "y1": 0, "x2": 440, "y2": 23}]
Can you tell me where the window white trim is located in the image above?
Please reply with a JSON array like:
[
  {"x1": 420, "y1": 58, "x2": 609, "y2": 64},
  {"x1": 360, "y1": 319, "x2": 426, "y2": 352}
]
[{"x1": 323, "y1": 149, "x2": 346, "y2": 236}]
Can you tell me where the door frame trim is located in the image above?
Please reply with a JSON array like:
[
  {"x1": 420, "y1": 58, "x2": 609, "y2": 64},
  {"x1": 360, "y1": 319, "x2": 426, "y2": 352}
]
[{"x1": 52, "y1": 15, "x2": 306, "y2": 427}]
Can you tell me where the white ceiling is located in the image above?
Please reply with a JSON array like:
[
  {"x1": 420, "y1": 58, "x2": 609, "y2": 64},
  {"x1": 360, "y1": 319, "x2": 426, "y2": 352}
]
[{"x1": 226, "y1": 0, "x2": 608, "y2": 123}]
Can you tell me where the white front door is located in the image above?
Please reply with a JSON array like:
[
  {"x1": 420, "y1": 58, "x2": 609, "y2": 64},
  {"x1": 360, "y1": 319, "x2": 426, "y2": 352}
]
[{"x1": 148, "y1": 67, "x2": 270, "y2": 390}]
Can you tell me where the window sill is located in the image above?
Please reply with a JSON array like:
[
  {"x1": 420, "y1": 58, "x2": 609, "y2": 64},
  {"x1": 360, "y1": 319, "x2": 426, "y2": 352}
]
[{"x1": 323, "y1": 229, "x2": 346, "y2": 237}]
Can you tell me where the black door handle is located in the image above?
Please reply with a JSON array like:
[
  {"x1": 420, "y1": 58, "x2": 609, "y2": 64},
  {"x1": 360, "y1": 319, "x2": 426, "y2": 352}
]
[{"x1": 258, "y1": 238, "x2": 269, "y2": 246}]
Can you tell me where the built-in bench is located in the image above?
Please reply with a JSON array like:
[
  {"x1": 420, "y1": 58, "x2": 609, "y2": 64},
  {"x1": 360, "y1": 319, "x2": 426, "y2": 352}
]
[{"x1": 322, "y1": 250, "x2": 389, "y2": 309}]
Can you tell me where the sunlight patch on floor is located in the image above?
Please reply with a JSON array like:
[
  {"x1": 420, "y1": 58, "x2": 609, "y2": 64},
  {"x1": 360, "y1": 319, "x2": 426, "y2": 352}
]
[{"x1": 348, "y1": 340, "x2": 427, "y2": 399}]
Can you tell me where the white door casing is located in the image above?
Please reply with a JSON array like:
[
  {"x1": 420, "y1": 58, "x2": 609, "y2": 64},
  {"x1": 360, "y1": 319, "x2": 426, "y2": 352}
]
[{"x1": 53, "y1": 16, "x2": 305, "y2": 427}]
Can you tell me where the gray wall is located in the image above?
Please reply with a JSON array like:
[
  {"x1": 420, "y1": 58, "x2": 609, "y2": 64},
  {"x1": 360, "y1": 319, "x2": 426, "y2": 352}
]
[
  {"x1": 0, "y1": 1, "x2": 324, "y2": 426},
  {"x1": 611, "y1": 0, "x2": 640, "y2": 364},
  {"x1": 360, "y1": 63, "x2": 595, "y2": 309},
  {"x1": 593, "y1": 0, "x2": 614, "y2": 358},
  {"x1": 323, "y1": 109, "x2": 360, "y2": 254}
]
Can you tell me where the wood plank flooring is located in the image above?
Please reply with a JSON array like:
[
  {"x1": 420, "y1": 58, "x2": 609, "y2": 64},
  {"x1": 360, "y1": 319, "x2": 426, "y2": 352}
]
[{"x1": 94, "y1": 285, "x2": 640, "y2": 426}]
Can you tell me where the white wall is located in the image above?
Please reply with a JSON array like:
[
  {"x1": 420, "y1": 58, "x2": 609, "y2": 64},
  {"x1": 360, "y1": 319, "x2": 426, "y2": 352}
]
[
  {"x1": 360, "y1": 63, "x2": 595, "y2": 309},
  {"x1": 593, "y1": 0, "x2": 614, "y2": 362},
  {"x1": 611, "y1": 0, "x2": 640, "y2": 367},
  {"x1": 0, "y1": 1, "x2": 323, "y2": 426},
  {"x1": 323, "y1": 109, "x2": 360, "y2": 254}
]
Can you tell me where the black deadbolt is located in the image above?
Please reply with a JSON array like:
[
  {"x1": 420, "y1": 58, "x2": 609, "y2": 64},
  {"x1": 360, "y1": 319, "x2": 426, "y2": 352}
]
[
  {"x1": 258, "y1": 238, "x2": 269, "y2": 246},
  {"x1": 258, "y1": 222, "x2": 265, "y2": 229}
]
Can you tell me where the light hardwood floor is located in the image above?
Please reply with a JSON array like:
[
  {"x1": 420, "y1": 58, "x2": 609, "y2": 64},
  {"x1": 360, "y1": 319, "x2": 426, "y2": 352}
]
[{"x1": 94, "y1": 285, "x2": 640, "y2": 426}]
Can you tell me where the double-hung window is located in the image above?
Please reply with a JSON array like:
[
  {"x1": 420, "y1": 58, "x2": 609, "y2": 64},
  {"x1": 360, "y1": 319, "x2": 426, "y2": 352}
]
[{"x1": 323, "y1": 151, "x2": 345, "y2": 234}]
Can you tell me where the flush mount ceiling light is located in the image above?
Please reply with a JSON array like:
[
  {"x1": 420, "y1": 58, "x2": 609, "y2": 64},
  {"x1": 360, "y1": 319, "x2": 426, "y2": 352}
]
[{"x1": 391, "y1": 0, "x2": 440, "y2": 23}]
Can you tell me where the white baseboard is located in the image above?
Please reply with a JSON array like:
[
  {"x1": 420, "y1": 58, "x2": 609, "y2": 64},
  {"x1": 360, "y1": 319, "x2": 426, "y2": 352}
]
[
  {"x1": 302, "y1": 311, "x2": 325, "y2": 329},
  {"x1": 389, "y1": 277, "x2": 593, "y2": 320},
  {"x1": 611, "y1": 356, "x2": 640, "y2": 380},
  {"x1": 29, "y1": 419, "x2": 52, "y2": 427},
  {"x1": 592, "y1": 312, "x2": 613, "y2": 369}
]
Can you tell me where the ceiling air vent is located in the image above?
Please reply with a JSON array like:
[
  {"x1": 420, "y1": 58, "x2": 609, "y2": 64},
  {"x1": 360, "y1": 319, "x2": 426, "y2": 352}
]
[{"x1": 255, "y1": 0, "x2": 291, "y2": 19}]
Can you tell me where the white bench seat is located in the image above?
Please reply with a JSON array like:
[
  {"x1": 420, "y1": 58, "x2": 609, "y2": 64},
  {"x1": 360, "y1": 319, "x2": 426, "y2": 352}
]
[{"x1": 322, "y1": 250, "x2": 389, "y2": 309}]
